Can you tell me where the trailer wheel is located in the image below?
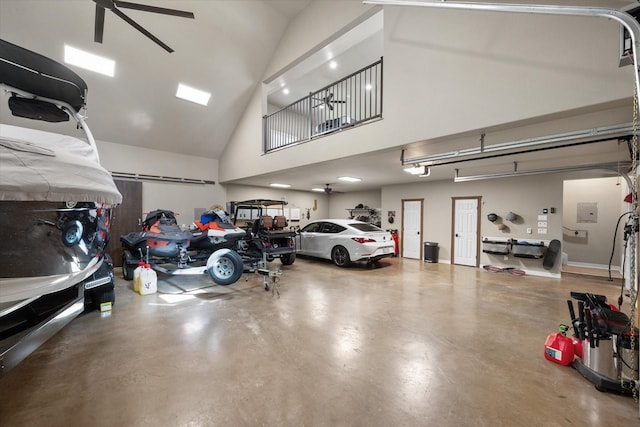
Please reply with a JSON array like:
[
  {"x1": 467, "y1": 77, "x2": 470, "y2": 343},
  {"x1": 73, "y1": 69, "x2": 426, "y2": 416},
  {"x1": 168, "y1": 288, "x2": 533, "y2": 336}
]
[{"x1": 206, "y1": 249, "x2": 243, "y2": 285}]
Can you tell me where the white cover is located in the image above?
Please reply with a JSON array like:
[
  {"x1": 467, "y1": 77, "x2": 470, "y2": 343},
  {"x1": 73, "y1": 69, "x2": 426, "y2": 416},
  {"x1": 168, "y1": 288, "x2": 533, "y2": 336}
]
[{"x1": 0, "y1": 124, "x2": 122, "y2": 205}]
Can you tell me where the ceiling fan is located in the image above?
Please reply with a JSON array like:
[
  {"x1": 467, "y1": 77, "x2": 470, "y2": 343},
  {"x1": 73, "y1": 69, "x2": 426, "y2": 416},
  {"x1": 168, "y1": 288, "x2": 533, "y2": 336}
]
[
  {"x1": 312, "y1": 92, "x2": 346, "y2": 111},
  {"x1": 93, "y1": 0, "x2": 195, "y2": 53},
  {"x1": 322, "y1": 183, "x2": 341, "y2": 194}
]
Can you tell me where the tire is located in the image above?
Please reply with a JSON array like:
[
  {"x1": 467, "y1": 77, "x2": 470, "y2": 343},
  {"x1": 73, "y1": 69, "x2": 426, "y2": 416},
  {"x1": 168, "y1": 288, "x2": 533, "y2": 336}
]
[
  {"x1": 207, "y1": 249, "x2": 244, "y2": 285},
  {"x1": 61, "y1": 220, "x2": 83, "y2": 247},
  {"x1": 122, "y1": 251, "x2": 135, "y2": 280},
  {"x1": 331, "y1": 246, "x2": 351, "y2": 267},
  {"x1": 280, "y1": 253, "x2": 296, "y2": 265}
]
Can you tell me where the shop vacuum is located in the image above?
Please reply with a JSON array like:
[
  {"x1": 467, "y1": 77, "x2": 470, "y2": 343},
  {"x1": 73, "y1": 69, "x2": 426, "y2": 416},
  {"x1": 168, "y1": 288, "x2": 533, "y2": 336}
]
[{"x1": 544, "y1": 291, "x2": 638, "y2": 395}]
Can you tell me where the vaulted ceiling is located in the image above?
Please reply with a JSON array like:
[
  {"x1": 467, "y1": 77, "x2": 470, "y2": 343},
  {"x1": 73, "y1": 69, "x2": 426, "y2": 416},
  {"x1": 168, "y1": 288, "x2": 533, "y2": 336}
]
[
  {"x1": 0, "y1": 0, "x2": 636, "y2": 194},
  {"x1": 0, "y1": 0, "x2": 312, "y2": 159}
]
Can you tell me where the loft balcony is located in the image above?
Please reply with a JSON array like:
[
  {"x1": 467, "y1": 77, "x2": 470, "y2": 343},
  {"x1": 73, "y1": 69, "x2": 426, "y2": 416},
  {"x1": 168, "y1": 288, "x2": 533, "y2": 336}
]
[{"x1": 263, "y1": 58, "x2": 383, "y2": 153}]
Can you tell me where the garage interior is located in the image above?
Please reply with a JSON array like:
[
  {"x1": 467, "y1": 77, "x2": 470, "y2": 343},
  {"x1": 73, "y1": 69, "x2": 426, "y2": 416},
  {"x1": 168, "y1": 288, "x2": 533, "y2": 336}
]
[{"x1": 1, "y1": 0, "x2": 640, "y2": 425}]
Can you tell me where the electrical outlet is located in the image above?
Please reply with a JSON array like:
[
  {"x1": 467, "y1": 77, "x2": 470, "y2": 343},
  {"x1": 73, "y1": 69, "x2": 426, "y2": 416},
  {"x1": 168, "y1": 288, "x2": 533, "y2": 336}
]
[
  {"x1": 538, "y1": 228, "x2": 548, "y2": 234},
  {"x1": 538, "y1": 221, "x2": 547, "y2": 227}
]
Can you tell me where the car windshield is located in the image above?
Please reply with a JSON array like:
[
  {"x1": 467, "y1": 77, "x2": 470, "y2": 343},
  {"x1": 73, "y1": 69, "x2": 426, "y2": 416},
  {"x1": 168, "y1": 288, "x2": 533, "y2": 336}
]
[{"x1": 349, "y1": 223, "x2": 384, "y2": 232}]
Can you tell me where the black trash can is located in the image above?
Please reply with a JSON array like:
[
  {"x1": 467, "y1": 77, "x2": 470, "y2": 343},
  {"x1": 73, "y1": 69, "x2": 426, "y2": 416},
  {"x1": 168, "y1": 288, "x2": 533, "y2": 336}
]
[{"x1": 424, "y1": 242, "x2": 439, "y2": 263}]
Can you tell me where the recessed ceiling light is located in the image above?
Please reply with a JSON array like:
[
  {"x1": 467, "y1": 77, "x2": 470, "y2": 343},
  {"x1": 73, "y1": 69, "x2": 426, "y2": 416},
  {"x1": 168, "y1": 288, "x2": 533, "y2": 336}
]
[
  {"x1": 404, "y1": 165, "x2": 431, "y2": 177},
  {"x1": 338, "y1": 176, "x2": 361, "y2": 182},
  {"x1": 64, "y1": 45, "x2": 115, "y2": 77},
  {"x1": 311, "y1": 188, "x2": 325, "y2": 192},
  {"x1": 176, "y1": 83, "x2": 211, "y2": 106},
  {"x1": 404, "y1": 166, "x2": 424, "y2": 175},
  {"x1": 270, "y1": 183, "x2": 291, "y2": 188},
  {"x1": 329, "y1": 61, "x2": 337, "y2": 69},
  {"x1": 283, "y1": 88, "x2": 290, "y2": 95}
]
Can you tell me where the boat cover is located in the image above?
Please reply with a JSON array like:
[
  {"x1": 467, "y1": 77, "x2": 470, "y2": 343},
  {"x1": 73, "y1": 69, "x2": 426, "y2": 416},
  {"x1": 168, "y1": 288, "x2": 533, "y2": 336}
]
[
  {"x1": 0, "y1": 38, "x2": 87, "y2": 112},
  {"x1": 0, "y1": 124, "x2": 122, "y2": 205}
]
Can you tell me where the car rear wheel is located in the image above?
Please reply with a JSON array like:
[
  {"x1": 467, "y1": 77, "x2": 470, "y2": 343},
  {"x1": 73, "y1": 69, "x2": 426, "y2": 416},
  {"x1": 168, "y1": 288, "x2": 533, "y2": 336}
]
[{"x1": 331, "y1": 246, "x2": 351, "y2": 267}]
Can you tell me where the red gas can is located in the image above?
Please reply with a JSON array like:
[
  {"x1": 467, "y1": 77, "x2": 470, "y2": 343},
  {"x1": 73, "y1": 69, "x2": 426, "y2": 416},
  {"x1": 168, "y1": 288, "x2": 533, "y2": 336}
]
[
  {"x1": 571, "y1": 337, "x2": 583, "y2": 360},
  {"x1": 544, "y1": 332, "x2": 575, "y2": 366}
]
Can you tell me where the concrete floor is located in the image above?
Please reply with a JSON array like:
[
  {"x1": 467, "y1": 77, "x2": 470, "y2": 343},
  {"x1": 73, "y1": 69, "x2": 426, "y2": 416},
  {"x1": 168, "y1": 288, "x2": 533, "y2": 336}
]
[{"x1": 1, "y1": 257, "x2": 638, "y2": 426}]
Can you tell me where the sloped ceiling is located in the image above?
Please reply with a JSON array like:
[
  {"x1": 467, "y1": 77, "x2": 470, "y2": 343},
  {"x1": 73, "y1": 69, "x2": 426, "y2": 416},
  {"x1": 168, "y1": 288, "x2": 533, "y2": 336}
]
[
  {"x1": 0, "y1": 0, "x2": 636, "y2": 194},
  {"x1": 0, "y1": 0, "x2": 312, "y2": 158}
]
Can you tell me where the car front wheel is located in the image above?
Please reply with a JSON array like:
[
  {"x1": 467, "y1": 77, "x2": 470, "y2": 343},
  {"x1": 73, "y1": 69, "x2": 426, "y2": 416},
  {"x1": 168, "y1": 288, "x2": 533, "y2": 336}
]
[{"x1": 331, "y1": 246, "x2": 351, "y2": 267}]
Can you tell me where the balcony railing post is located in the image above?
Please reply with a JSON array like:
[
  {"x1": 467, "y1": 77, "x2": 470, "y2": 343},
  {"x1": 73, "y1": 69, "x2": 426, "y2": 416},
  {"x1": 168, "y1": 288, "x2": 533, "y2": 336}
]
[
  {"x1": 308, "y1": 92, "x2": 314, "y2": 140},
  {"x1": 262, "y1": 115, "x2": 268, "y2": 153}
]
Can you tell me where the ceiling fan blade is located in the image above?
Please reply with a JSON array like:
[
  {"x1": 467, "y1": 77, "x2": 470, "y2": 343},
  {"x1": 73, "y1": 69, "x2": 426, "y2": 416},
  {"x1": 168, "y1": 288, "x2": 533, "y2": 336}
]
[
  {"x1": 114, "y1": 1, "x2": 195, "y2": 18},
  {"x1": 111, "y1": 7, "x2": 174, "y2": 53},
  {"x1": 94, "y1": 5, "x2": 105, "y2": 43}
]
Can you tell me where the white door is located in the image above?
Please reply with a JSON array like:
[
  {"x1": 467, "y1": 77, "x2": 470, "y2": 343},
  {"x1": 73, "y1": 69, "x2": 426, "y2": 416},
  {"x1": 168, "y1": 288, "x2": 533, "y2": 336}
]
[
  {"x1": 453, "y1": 198, "x2": 478, "y2": 266},
  {"x1": 402, "y1": 200, "x2": 422, "y2": 259}
]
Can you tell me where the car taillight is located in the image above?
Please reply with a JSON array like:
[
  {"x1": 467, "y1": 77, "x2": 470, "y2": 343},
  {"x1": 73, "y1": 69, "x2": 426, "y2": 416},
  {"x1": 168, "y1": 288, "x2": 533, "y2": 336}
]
[{"x1": 352, "y1": 237, "x2": 375, "y2": 244}]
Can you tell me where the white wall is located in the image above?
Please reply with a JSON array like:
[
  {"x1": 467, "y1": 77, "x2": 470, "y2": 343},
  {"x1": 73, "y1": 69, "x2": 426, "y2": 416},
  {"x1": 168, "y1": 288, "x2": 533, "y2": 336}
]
[
  {"x1": 563, "y1": 176, "x2": 628, "y2": 268},
  {"x1": 225, "y1": 184, "x2": 329, "y2": 229},
  {"x1": 328, "y1": 190, "x2": 382, "y2": 219},
  {"x1": 220, "y1": 1, "x2": 634, "y2": 183},
  {"x1": 97, "y1": 139, "x2": 224, "y2": 225},
  {"x1": 382, "y1": 8, "x2": 631, "y2": 146},
  {"x1": 382, "y1": 173, "x2": 565, "y2": 277}
]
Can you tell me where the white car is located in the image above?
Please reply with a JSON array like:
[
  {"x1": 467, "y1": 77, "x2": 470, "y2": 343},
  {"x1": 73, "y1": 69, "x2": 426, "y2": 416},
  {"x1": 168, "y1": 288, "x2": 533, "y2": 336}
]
[{"x1": 295, "y1": 219, "x2": 395, "y2": 267}]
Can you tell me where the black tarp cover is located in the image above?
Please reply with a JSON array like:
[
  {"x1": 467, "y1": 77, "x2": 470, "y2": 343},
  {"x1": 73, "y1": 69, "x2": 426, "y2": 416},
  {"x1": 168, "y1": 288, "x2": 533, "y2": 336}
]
[{"x1": 0, "y1": 39, "x2": 87, "y2": 112}]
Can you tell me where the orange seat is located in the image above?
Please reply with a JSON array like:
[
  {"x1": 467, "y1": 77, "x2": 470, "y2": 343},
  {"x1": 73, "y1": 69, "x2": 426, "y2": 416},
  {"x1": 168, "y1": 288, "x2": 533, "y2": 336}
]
[
  {"x1": 273, "y1": 215, "x2": 287, "y2": 229},
  {"x1": 260, "y1": 215, "x2": 274, "y2": 229}
]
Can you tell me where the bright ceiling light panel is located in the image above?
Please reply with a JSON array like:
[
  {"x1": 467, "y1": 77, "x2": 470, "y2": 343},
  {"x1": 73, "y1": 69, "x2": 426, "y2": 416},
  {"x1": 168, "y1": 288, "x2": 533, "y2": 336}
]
[
  {"x1": 176, "y1": 83, "x2": 211, "y2": 106},
  {"x1": 338, "y1": 176, "x2": 361, "y2": 182},
  {"x1": 64, "y1": 45, "x2": 115, "y2": 77},
  {"x1": 270, "y1": 183, "x2": 291, "y2": 188},
  {"x1": 312, "y1": 188, "x2": 325, "y2": 192},
  {"x1": 404, "y1": 166, "x2": 423, "y2": 175}
]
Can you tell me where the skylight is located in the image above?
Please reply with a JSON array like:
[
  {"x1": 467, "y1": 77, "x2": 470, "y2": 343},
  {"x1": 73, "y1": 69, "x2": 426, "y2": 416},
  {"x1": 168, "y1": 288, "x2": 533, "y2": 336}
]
[
  {"x1": 176, "y1": 83, "x2": 211, "y2": 106},
  {"x1": 64, "y1": 45, "x2": 115, "y2": 77},
  {"x1": 338, "y1": 176, "x2": 361, "y2": 182}
]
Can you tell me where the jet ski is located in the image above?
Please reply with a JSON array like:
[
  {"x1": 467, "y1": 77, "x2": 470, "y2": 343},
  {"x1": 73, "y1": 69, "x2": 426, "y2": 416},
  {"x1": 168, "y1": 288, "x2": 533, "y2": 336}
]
[
  {"x1": 120, "y1": 209, "x2": 192, "y2": 260},
  {"x1": 120, "y1": 209, "x2": 247, "y2": 284},
  {"x1": 189, "y1": 208, "x2": 247, "y2": 252}
]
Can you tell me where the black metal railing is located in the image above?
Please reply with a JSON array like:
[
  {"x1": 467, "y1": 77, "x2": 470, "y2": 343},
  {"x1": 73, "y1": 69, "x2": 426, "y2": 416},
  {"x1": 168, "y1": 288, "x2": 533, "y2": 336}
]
[{"x1": 263, "y1": 58, "x2": 383, "y2": 153}]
